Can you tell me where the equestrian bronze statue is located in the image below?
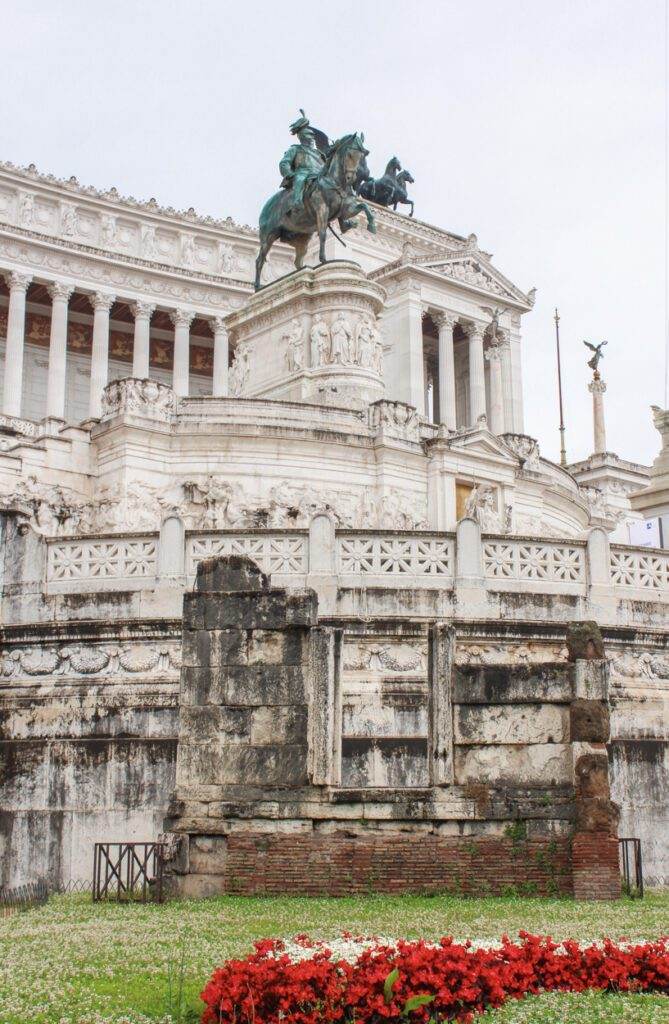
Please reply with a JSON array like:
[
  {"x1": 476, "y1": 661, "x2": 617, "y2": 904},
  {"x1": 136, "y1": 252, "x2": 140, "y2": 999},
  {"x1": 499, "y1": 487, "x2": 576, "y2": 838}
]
[
  {"x1": 255, "y1": 112, "x2": 376, "y2": 290},
  {"x1": 356, "y1": 156, "x2": 415, "y2": 216}
]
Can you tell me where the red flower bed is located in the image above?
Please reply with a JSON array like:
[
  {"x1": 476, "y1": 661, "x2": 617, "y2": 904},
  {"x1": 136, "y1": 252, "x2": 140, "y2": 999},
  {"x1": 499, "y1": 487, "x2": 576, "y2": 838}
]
[{"x1": 201, "y1": 933, "x2": 669, "y2": 1023}]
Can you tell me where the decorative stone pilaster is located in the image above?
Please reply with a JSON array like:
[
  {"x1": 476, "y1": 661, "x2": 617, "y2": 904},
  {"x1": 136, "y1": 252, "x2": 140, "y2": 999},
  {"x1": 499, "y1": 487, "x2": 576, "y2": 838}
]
[
  {"x1": 2, "y1": 271, "x2": 32, "y2": 417},
  {"x1": 588, "y1": 376, "x2": 607, "y2": 454},
  {"x1": 433, "y1": 311, "x2": 457, "y2": 430},
  {"x1": 88, "y1": 291, "x2": 115, "y2": 419},
  {"x1": 463, "y1": 322, "x2": 486, "y2": 424},
  {"x1": 45, "y1": 281, "x2": 74, "y2": 420},
  {"x1": 130, "y1": 301, "x2": 155, "y2": 379},
  {"x1": 210, "y1": 316, "x2": 229, "y2": 397},
  {"x1": 170, "y1": 309, "x2": 195, "y2": 397},
  {"x1": 485, "y1": 342, "x2": 504, "y2": 434}
]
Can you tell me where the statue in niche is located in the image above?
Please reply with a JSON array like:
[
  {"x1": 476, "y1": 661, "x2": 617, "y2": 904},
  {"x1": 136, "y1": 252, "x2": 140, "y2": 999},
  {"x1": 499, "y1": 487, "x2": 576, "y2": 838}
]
[
  {"x1": 354, "y1": 315, "x2": 375, "y2": 368},
  {"x1": 19, "y1": 193, "x2": 34, "y2": 226},
  {"x1": 229, "y1": 341, "x2": 251, "y2": 396},
  {"x1": 310, "y1": 314, "x2": 330, "y2": 367},
  {"x1": 217, "y1": 242, "x2": 236, "y2": 275},
  {"x1": 283, "y1": 318, "x2": 304, "y2": 372},
  {"x1": 101, "y1": 215, "x2": 116, "y2": 247},
  {"x1": 330, "y1": 312, "x2": 352, "y2": 364},
  {"x1": 141, "y1": 225, "x2": 156, "y2": 259},
  {"x1": 181, "y1": 235, "x2": 195, "y2": 268},
  {"x1": 464, "y1": 482, "x2": 501, "y2": 531},
  {"x1": 61, "y1": 205, "x2": 76, "y2": 236}
]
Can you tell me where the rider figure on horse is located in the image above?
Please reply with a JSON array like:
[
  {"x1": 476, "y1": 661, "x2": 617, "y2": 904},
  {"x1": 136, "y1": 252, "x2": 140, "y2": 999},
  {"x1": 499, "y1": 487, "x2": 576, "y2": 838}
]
[{"x1": 279, "y1": 112, "x2": 325, "y2": 213}]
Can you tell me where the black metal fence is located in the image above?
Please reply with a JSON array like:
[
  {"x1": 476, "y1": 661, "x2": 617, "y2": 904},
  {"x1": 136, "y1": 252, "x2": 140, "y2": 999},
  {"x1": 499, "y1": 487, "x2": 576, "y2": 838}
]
[
  {"x1": 619, "y1": 837, "x2": 644, "y2": 898},
  {"x1": 93, "y1": 842, "x2": 166, "y2": 903},
  {"x1": 0, "y1": 878, "x2": 49, "y2": 917}
]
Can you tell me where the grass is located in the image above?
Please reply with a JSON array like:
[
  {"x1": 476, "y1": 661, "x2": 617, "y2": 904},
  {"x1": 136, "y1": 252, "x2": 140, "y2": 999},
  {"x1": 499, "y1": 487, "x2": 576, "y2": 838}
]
[{"x1": 0, "y1": 892, "x2": 667, "y2": 1023}]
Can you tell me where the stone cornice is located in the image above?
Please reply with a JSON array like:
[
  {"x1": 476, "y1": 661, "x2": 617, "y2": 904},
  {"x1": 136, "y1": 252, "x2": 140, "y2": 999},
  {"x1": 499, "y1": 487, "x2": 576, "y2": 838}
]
[
  {"x1": 0, "y1": 159, "x2": 258, "y2": 236},
  {"x1": 0, "y1": 225, "x2": 251, "y2": 312}
]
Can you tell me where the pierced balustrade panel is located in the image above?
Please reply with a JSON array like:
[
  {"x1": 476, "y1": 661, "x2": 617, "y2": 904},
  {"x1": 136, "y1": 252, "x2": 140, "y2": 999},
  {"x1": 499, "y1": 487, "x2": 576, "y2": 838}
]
[
  {"x1": 337, "y1": 535, "x2": 454, "y2": 577},
  {"x1": 47, "y1": 536, "x2": 158, "y2": 582},
  {"x1": 187, "y1": 533, "x2": 308, "y2": 577},
  {"x1": 610, "y1": 547, "x2": 669, "y2": 591},
  {"x1": 483, "y1": 538, "x2": 585, "y2": 585}
]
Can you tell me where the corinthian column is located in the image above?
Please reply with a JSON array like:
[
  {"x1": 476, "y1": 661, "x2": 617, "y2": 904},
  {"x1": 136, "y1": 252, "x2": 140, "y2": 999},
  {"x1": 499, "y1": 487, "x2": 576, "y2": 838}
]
[
  {"x1": 130, "y1": 301, "x2": 155, "y2": 379},
  {"x1": 88, "y1": 291, "x2": 115, "y2": 418},
  {"x1": 46, "y1": 281, "x2": 74, "y2": 419},
  {"x1": 464, "y1": 322, "x2": 486, "y2": 424},
  {"x1": 433, "y1": 311, "x2": 457, "y2": 430},
  {"x1": 210, "y1": 316, "x2": 229, "y2": 396},
  {"x1": 485, "y1": 342, "x2": 504, "y2": 434},
  {"x1": 589, "y1": 376, "x2": 607, "y2": 453},
  {"x1": 170, "y1": 309, "x2": 195, "y2": 396},
  {"x1": 2, "y1": 271, "x2": 32, "y2": 417}
]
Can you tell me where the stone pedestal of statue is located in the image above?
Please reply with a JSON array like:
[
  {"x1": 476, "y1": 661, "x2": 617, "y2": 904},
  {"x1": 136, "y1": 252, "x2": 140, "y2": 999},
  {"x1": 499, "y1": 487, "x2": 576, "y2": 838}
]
[{"x1": 224, "y1": 261, "x2": 386, "y2": 409}]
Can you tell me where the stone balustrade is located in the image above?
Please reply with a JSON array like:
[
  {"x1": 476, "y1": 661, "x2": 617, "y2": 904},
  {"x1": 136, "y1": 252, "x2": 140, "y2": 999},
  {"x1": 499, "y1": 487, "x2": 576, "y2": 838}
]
[{"x1": 40, "y1": 520, "x2": 669, "y2": 612}]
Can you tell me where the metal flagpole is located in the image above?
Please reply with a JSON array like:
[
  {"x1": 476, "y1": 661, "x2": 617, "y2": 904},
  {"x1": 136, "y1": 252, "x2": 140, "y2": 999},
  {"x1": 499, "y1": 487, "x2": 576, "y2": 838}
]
[{"x1": 554, "y1": 308, "x2": 567, "y2": 466}]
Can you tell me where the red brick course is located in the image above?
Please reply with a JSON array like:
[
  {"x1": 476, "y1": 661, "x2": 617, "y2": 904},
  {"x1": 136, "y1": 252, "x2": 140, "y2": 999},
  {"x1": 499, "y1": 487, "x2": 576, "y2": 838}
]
[
  {"x1": 572, "y1": 833, "x2": 621, "y2": 900},
  {"x1": 219, "y1": 832, "x2": 573, "y2": 897}
]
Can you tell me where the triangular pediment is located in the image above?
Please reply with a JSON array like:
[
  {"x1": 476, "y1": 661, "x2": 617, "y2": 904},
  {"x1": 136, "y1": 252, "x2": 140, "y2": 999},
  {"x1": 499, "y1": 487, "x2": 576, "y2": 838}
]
[
  {"x1": 415, "y1": 248, "x2": 532, "y2": 307},
  {"x1": 436, "y1": 424, "x2": 520, "y2": 463}
]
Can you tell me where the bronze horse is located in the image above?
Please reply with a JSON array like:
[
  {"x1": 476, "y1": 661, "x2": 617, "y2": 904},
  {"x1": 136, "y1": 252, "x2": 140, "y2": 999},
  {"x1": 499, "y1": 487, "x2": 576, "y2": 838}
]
[
  {"x1": 357, "y1": 157, "x2": 415, "y2": 216},
  {"x1": 255, "y1": 133, "x2": 376, "y2": 290}
]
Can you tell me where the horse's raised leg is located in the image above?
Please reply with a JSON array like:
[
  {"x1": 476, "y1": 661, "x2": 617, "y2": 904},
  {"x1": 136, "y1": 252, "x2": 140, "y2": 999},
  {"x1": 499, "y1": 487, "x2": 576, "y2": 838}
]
[
  {"x1": 255, "y1": 231, "x2": 278, "y2": 290},
  {"x1": 356, "y1": 200, "x2": 376, "y2": 234},
  {"x1": 294, "y1": 235, "x2": 309, "y2": 270}
]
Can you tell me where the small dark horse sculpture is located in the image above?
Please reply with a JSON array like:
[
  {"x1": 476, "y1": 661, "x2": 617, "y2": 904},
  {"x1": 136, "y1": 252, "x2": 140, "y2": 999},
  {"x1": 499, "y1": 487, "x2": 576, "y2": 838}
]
[
  {"x1": 357, "y1": 157, "x2": 415, "y2": 217},
  {"x1": 255, "y1": 133, "x2": 376, "y2": 290}
]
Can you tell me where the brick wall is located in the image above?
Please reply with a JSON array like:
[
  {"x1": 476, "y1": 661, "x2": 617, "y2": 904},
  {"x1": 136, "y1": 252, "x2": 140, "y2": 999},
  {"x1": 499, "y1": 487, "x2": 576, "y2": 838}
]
[{"x1": 219, "y1": 832, "x2": 572, "y2": 897}]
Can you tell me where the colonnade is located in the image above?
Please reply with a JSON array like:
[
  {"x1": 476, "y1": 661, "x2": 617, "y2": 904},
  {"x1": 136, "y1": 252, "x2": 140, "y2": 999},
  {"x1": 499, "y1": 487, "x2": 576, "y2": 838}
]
[
  {"x1": 430, "y1": 310, "x2": 513, "y2": 434},
  {"x1": 1, "y1": 271, "x2": 231, "y2": 421}
]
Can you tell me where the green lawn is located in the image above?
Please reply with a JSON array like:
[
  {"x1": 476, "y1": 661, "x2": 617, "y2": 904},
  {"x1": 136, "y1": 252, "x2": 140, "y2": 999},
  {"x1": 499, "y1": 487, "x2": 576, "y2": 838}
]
[{"x1": 0, "y1": 892, "x2": 668, "y2": 1023}]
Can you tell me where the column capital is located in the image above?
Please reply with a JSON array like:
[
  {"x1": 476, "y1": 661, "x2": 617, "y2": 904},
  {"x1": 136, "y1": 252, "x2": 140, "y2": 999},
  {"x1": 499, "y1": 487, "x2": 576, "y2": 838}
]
[
  {"x1": 461, "y1": 320, "x2": 486, "y2": 339},
  {"x1": 130, "y1": 300, "x2": 156, "y2": 321},
  {"x1": 47, "y1": 281, "x2": 74, "y2": 303},
  {"x1": 170, "y1": 308, "x2": 195, "y2": 329},
  {"x1": 588, "y1": 377, "x2": 607, "y2": 395},
  {"x1": 431, "y1": 310, "x2": 459, "y2": 331},
  {"x1": 485, "y1": 342, "x2": 502, "y2": 363},
  {"x1": 209, "y1": 315, "x2": 228, "y2": 334},
  {"x1": 89, "y1": 291, "x2": 116, "y2": 313},
  {"x1": 3, "y1": 271, "x2": 32, "y2": 293}
]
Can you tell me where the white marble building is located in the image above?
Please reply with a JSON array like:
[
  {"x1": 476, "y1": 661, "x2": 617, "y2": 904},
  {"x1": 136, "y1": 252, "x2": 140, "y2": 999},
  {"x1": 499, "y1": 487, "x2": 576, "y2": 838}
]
[{"x1": 0, "y1": 158, "x2": 667, "y2": 889}]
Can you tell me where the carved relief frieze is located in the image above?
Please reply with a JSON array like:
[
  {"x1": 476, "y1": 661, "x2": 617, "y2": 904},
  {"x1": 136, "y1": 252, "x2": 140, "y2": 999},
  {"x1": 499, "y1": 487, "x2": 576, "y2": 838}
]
[
  {"x1": 501, "y1": 433, "x2": 542, "y2": 472},
  {"x1": 370, "y1": 400, "x2": 420, "y2": 440},
  {"x1": 101, "y1": 378, "x2": 176, "y2": 420},
  {"x1": 343, "y1": 640, "x2": 428, "y2": 674},
  {"x1": 0, "y1": 641, "x2": 182, "y2": 680},
  {"x1": 457, "y1": 642, "x2": 568, "y2": 665}
]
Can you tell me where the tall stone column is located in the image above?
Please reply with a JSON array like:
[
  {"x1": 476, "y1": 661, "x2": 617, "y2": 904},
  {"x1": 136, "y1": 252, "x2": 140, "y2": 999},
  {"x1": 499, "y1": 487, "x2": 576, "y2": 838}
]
[
  {"x1": 88, "y1": 291, "x2": 115, "y2": 419},
  {"x1": 211, "y1": 316, "x2": 229, "y2": 397},
  {"x1": 485, "y1": 342, "x2": 504, "y2": 434},
  {"x1": 2, "y1": 271, "x2": 32, "y2": 417},
  {"x1": 589, "y1": 376, "x2": 607, "y2": 453},
  {"x1": 130, "y1": 301, "x2": 155, "y2": 379},
  {"x1": 499, "y1": 335, "x2": 513, "y2": 431},
  {"x1": 170, "y1": 309, "x2": 195, "y2": 397},
  {"x1": 45, "y1": 281, "x2": 74, "y2": 420},
  {"x1": 464, "y1": 322, "x2": 486, "y2": 425},
  {"x1": 434, "y1": 311, "x2": 457, "y2": 430}
]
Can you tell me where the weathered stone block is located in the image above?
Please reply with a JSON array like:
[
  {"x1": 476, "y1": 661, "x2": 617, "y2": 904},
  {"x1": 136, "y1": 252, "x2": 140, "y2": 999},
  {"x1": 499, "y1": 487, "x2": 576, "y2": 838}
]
[
  {"x1": 250, "y1": 706, "x2": 308, "y2": 746},
  {"x1": 195, "y1": 555, "x2": 269, "y2": 593},
  {"x1": 223, "y1": 664, "x2": 306, "y2": 705},
  {"x1": 218, "y1": 744, "x2": 309, "y2": 786},
  {"x1": 455, "y1": 704, "x2": 569, "y2": 745},
  {"x1": 574, "y1": 752, "x2": 610, "y2": 799},
  {"x1": 454, "y1": 665, "x2": 574, "y2": 704},
  {"x1": 455, "y1": 743, "x2": 572, "y2": 786},
  {"x1": 202, "y1": 592, "x2": 310, "y2": 630},
  {"x1": 248, "y1": 630, "x2": 307, "y2": 666},
  {"x1": 570, "y1": 699, "x2": 610, "y2": 742},
  {"x1": 566, "y1": 621, "x2": 604, "y2": 661},
  {"x1": 180, "y1": 706, "x2": 251, "y2": 742},
  {"x1": 188, "y1": 834, "x2": 228, "y2": 872},
  {"x1": 180, "y1": 665, "x2": 225, "y2": 705},
  {"x1": 575, "y1": 797, "x2": 620, "y2": 834}
]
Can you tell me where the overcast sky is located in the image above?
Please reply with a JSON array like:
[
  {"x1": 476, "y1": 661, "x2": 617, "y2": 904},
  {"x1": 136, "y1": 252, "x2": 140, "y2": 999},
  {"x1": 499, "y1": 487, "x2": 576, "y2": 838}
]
[{"x1": 2, "y1": 0, "x2": 667, "y2": 465}]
